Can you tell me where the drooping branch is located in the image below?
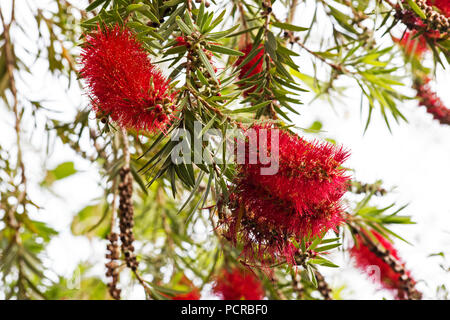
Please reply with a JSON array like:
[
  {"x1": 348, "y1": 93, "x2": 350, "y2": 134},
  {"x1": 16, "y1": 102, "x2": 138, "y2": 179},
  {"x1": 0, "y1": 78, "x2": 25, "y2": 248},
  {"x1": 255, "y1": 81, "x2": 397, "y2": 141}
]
[
  {"x1": 0, "y1": 0, "x2": 24, "y2": 240},
  {"x1": 116, "y1": 129, "x2": 153, "y2": 299},
  {"x1": 346, "y1": 218, "x2": 422, "y2": 300},
  {"x1": 286, "y1": 0, "x2": 298, "y2": 24}
]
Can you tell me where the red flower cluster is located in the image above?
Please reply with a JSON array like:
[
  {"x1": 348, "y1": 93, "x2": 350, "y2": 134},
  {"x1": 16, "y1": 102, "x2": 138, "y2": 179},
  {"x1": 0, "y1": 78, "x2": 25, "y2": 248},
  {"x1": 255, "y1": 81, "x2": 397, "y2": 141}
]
[
  {"x1": 235, "y1": 43, "x2": 265, "y2": 96},
  {"x1": 427, "y1": 0, "x2": 450, "y2": 17},
  {"x1": 414, "y1": 78, "x2": 450, "y2": 125},
  {"x1": 175, "y1": 36, "x2": 189, "y2": 47},
  {"x1": 172, "y1": 289, "x2": 201, "y2": 300},
  {"x1": 394, "y1": 30, "x2": 429, "y2": 58},
  {"x1": 213, "y1": 268, "x2": 264, "y2": 300},
  {"x1": 80, "y1": 25, "x2": 176, "y2": 133},
  {"x1": 350, "y1": 230, "x2": 413, "y2": 299},
  {"x1": 224, "y1": 125, "x2": 350, "y2": 264}
]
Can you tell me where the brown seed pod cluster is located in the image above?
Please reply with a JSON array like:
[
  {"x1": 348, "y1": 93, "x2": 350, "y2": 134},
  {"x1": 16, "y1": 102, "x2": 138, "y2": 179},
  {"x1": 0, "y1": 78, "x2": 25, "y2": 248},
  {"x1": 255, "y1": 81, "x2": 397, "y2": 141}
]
[
  {"x1": 314, "y1": 270, "x2": 333, "y2": 300},
  {"x1": 416, "y1": 0, "x2": 450, "y2": 33},
  {"x1": 175, "y1": 33, "x2": 220, "y2": 97},
  {"x1": 118, "y1": 167, "x2": 139, "y2": 271},
  {"x1": 369, "y1": 242, "x2": 422, "y2": 300},
  {"x1": 347, "y1": 180, "x2": 387, "y2": 196},
  {"x1": 105, "y1": 232, "x2": 121, "y2": 300},
  {"x1": 395, "y1": 1, "x2": 450, "y2": 34}
]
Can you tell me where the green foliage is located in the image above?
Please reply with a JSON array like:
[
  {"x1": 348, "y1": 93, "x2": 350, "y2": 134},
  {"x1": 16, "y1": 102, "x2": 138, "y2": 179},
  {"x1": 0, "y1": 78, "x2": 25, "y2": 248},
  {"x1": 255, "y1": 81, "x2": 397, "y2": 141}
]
[
  {"x1": 41, "y1": 162, "x2": 77, "y2": 187},
  {"x1": 1, "y1": 0, "x2": 447, "y2": 300}
]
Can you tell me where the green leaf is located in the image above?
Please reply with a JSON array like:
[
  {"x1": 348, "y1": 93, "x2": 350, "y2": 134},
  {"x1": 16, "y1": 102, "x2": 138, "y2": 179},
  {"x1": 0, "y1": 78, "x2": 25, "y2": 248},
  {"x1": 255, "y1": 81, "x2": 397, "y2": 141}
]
[
  {"x1": 51, "y1": 162, "x2": 77, "y2": 180},
  {"x1": 197, "y1": 49, "x2": 218, "y2": 83},
  {"x1": 126, "y1": 4, "x2": 160, "y2": 23},
  {"x1": 196, "y1": 69, "x2": 209, "y2": 86},
  {"x1": 314, "y1": 243, "x2": 342, "y2": 253},
  {"x1": 308, "y1": 120, "x2": 323, "y2": 131},
  {"x1": 309, "y1": 257, "x2": 339, "y2": 268},
  {"x1": 86, "y1": 0, "x2": 107, "y2": 11},
  {"x1": 406, "y1": 0, "x2": 427, "y2": 19},
  {"x1": 207, "y1": 25, "x2": 240, "y2": 40},
  {"x1": 230, "y1": 101, "x2": 271, "y2": 114},
  {"x1": 197, "y1": 1, "x2": 206, "y2": 28},
  {"x1": 176, "y1": 16, "x2": 193, "y2": 35},
  {"x1": 41, "y1": 161, "x2": 77, "y2": 187},
  {"x1": 271, "y1": 21, "x2": 308, "y2": 32},
  {"x1": 206, "y1": 44, "x2": 244, "y2": 56},
  {"x1": 306, "y1": 264, "x2": 318, "y2": 288},
  {"x1": 165, "y1": 44, "x2": 187, "y2": 55},
  {"x1": 126, "y1": 3, "x2": 145, "y2": 12},
  {"x1": 204, "y1": 9, "x2": 225, "y2": 33},
  {"x1": 71, "y1": 203, "x2": 109, "y2": 238}
]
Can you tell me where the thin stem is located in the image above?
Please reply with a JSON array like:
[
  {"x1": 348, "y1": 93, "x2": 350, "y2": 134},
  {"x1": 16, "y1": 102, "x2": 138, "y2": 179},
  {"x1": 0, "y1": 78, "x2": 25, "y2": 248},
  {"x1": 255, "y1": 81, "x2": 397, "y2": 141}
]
[
  {"x1": 121, "y1": 128, "x2": 131, "y2": 169},
  {"x1": 261, "y1": 0, "x2": 278, "y2": 119},
  {"x1": 286, "y1": 0, "x2": 298, "y2": 24},
  {"x1": 133, "y1": 270, "x2": 154, "y2": 299},
  {"x1": 235, "y1": 0, "x2": 249, "y2": 45},
  {"x1": 1, "y1": 0, "x2": 23, "y2": 243}
]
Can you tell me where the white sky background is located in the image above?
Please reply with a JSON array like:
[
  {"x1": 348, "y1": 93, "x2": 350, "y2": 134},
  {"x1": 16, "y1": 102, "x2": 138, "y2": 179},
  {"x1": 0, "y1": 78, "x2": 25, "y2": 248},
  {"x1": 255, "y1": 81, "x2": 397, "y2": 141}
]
[{"x1": 0, "y1": 0, "x2": 449, "y2": 299}]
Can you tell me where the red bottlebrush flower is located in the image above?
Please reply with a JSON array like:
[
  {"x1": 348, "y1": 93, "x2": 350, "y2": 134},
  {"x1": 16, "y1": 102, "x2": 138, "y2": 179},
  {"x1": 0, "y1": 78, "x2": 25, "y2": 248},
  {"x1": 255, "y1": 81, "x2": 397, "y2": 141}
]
[
  {"x1": 394, "y1": 30, "x2": 429, "y2": 58},
  {"x1": 350, "y1": 230, "x2": 414, "y2": 299},
  {"x1": 213, "y1": 268, "x2": 264, "y2": 300},
  {"x1": 226, "y1": 182, "x2": 344, "y2": 264},
  {"x1": 414, "y1": 78, "x2": 450, "y2": 125},
  {"x1": 240, "y1": 125, "x2": 350, "y2": 213},
  {"x1": 172, "y1": 289, "x2": 201, "y2": 300},
  {"x1": 80, "y1": 25, "x2": 176, "y2": 133},
  {"x1": 222, "y1": 124, "x2": 349, "y2": 264},
  {"x1": 427, "y1": 0, "x2": 450, "y2": 17},
  {"x1": 235, "y1": 43, "x2": 265, "y2": 96},
  {"x1": 175, "y1": 36, "x2": 188, "y2": 47}
]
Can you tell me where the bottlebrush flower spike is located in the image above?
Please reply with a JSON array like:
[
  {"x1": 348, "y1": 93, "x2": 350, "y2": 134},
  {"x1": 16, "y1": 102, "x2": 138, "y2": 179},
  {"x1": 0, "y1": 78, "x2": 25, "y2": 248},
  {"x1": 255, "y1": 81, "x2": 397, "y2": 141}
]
[
  {"x1": 350, "y1": 230, "x2": 414, "y2": 299},
  {"x1": 172, "y1": 289, "x2": 201, "y2": 300},
  {"x1": 213, "y1": 268, "x2": 264, "y2": 300},
  {"x1": 225, "y1": 182, "x2": 344, "y2": 264},
  {"x1": 394, "y1": 30, "x2": 429, "y2": 58},
  {"x1": 222, "y1": 124, "x2": 349, "y2": 264},
  {"x1": 414, "y1": 77, "x2": 450, "y2": 125},
  {"x1": 240, "y1": 125, "x2": 350, "y2": 213},
  {"x1": 235, "y1": 43, "x2": 265, "y2": 96},
  {"x1": 80, "y1": 25, "x2": 176, "y2": 133}
]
